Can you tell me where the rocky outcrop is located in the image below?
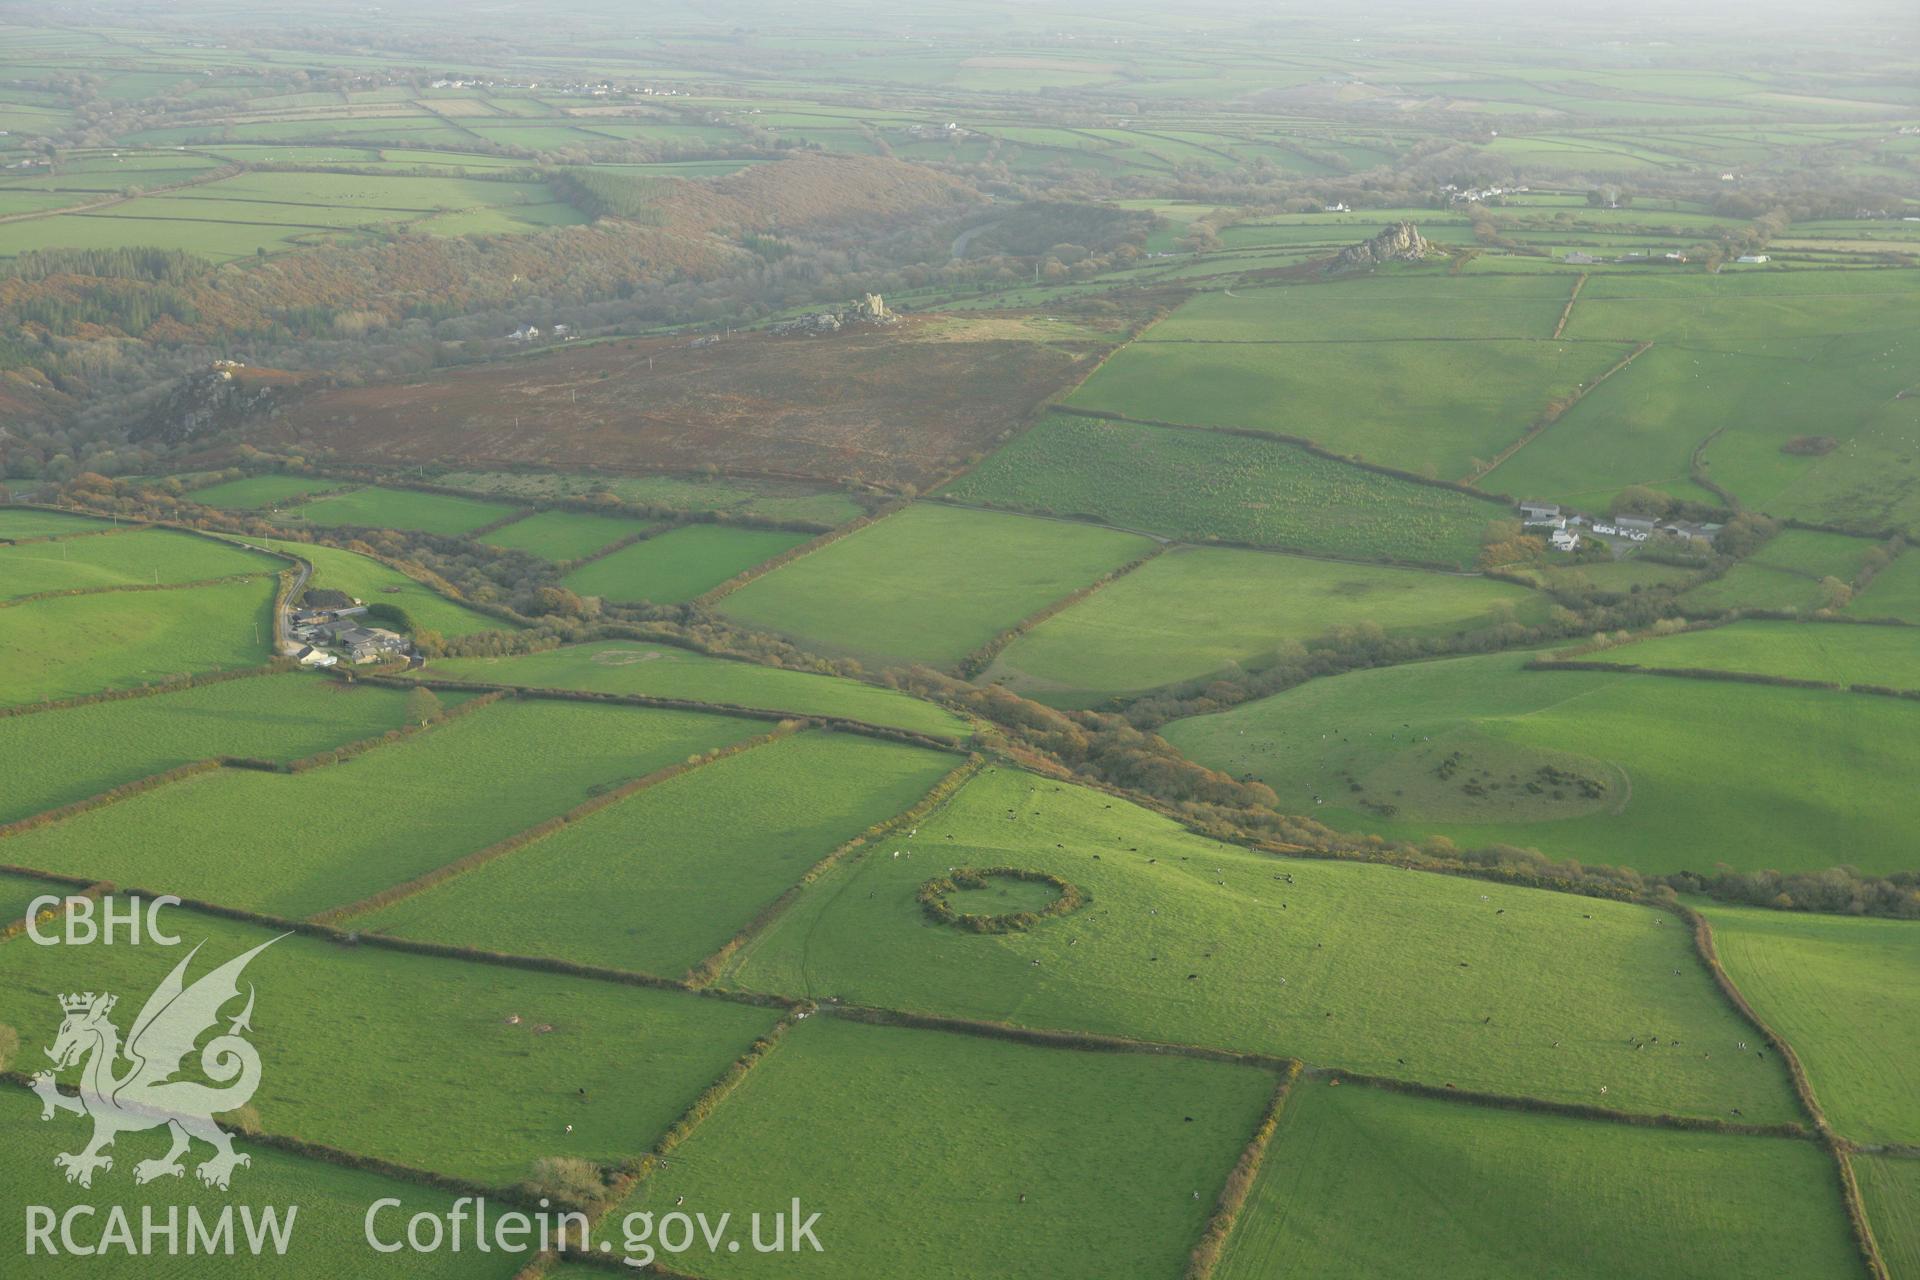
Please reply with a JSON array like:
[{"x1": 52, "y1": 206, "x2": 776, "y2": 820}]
[
  {"x1": 131, "y1": 364, "x2": 310, "y2": 445},
  {"x1": 769, "y1": 292, "x2": 900, "y2": 337},
  {"x1": 1336, "y1": 222, "x2": 1439, "y2": 267}
]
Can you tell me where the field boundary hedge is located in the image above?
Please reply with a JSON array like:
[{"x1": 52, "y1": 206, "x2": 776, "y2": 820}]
[
  {"x1": 311, "y1": 723, "x2": 797, "y2": 924},
  {"x1": 1052, "y1": 404, "x2": 1519, "y2": 506},
  {"x1": 0, "y1": 568, "x2": 278, "y2": 612},
  {"x1": 1185, "y1": 1062, "x2": 1300, "y2": 1280},
  {"x1": 1682, "y1": 907, "x2": 1892, "y2": 1278},
  {"x1": 956, "y1": 543, "x2": 1165, "y2": 679},
  {"x1": 1461, "y1": 339, "x2": 1650, "y2": 486},
  {"x1": 0, "y1": 662, "x2": 287, "y2": 721},
  {"x1": 1549, "y1": 272, "x2": 1586, "y2": 340},
  {"x1": 348, "y1": 473, "x2": 847, "y2": 537},
  {"x1": 0, "y1": 759, "x2": 225, "y2": 841},
  {"x1": 1310, "y1": 1068, "x2": 1808, "y2": 1139},
  {"x1": 0, "y1": 1071, "x2": 553, "y2": 1210},
  {"x1": 691, "y1": 499, "x2": 909, "y2": 608},
  {"x1": 287, "y1": 685, "x2": 505, "y2": 773},
  {"x1": 361, "y1": 674, "x2": 968, "y2": 751},
  {"x1": 612, "y1": 1013, "x2": 799, "y2": 1195},
  {"x1": 1526, "y1": 658, "x2": 1919, "y2": 700},
  {"x1": 822, "y1": 1002, "x2": 1298, "y2": 1071},
  {"x1": 0, "y1": 879, "x2": 106, "y2": 943},
  {"x1": 684, "y1": 754, "x2": 984, "y2": 987},
  {"x1": 550, "y1": 524, "x2": 656, "y2": 573}
]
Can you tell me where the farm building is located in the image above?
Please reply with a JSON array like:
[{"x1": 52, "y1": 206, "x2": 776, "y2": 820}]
[
  {"x1": 1518, "y1": 501, "x2": 1561, "y2": 523},
  {"x1": 294, "y1": 645, "x2": 338, "y2": 668},
  {"x1": 1736, "y1": 254, "x2": 1770, "y2": 264},
  {"x1": 1549, "y1": 529, "x2": 1581, "y2": 552}
]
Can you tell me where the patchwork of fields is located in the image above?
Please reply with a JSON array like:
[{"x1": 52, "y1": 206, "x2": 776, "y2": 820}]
[{"x1": 3, "y1": 10, "x2": 1917, "y2": 1272}]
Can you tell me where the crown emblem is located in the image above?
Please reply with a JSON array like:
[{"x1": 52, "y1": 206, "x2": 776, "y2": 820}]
[{"x1": 59, "y1": 992, "x2": 112, "y2": 1015}]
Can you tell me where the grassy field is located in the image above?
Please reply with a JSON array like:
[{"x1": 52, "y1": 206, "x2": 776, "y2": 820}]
[
  {"x1": 1704, "y1": 904, "x2": 1920, "y2": 1146},
  {"x1": 0, "y1": 508, "x2": 114, "y2": 539},
  {"x1": 423, "y1": 641, "x2": 967, "y2": 738},
  {"x1": 479, "y1": 510, "x2": 648, "y2": 562},
  {"x1": 1683, "y1": 531, "x2": 1880, "y2": 613},
  {"x1": 1856, "y1": 1155, "x2": 1920, "y2": 1280},
  {"x1": 986, "y1": 546, "x2": 1547, "y2": 704},
  {"x1": 0, "y1": 698, "x2": 761, "y2": 917},
  {"x1": 277, "y1": 486, "x2": 522, "y2": 535},
  {"x1": 1146, "y1": 276, "x2": 1579, "y2": 342},
  {"x1": 0, "y1": 1088, "x2": 521, "y2": 1278},
  {"x1": 0, "y1": 675, "x2": 430, "y2": 824},
  {"x1": 562, "y1": 525, "x2": 812, "y2": 604},
  {"x1": 0, "y1": 578, "x2": 273, "y2": 709},
  {"x1": 262, "y1": 539, "x2": 511, "y2": 638},
  {"x1": 1072, "y1": 334, "x2": 1633, "y2": 481},
  {"x1": 1213, "y1": 1081, "x2": 1859, "y2": 1280},
  {"x1": 0, "y1": 869, "x2": 57, "y2": 926},
  {"x1": 0, "y1": 527, "x2": 280, "y2": 599},
  {"x1": 935, "y1": 416, "x2": 1504, "y2": 569},
  {"x1": 623, "y1": 1014, "x2": 1275, "y2": 1279},
  {"x1": 189, "y1": 474, "x2": 352, "y2": 510},
  {"x1": 1579, "y1": 621, "x2": 1920, "y2": 688},
  {"x1": 0, "y1": 904, "x2": 781, "y2": 1187},
  {"x1": 722, "y1": 768, "x2": 1801, "y2": 1123},
  {"x1": 360, "y1": 730, "x2": 956, "y2": 975},
  {"x1": 721, "y1": 505, "x2": 1154, "y2": 666},
  {"x1": 434, "y1": 471, "x2": 864, "y2": 527},
  {"x1": 1164, "y1": 650, "x2": 1920, "y2": 876},
  {"x1": 1850, "y1": 551, "x2": 1920, "y2": 622},
  {"x1": 1489, "y1": 275, "x2": 1920, "y2": 515}
]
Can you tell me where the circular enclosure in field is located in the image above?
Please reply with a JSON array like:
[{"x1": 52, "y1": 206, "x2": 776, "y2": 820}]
[{"x1": 918, "y1": 866, "x2": 1087, "y2": 933}]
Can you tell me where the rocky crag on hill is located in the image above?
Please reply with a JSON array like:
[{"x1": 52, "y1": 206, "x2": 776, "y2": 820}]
[
  {"x1": 133, "y1": 362, "x2": 311, "y2": 445},
  {"x1": 768, "y1": 292, "x2": 901, "y2": 337},
  {"x1": 1336, "y1": 222, "x2": 1441, "y2": 267}
]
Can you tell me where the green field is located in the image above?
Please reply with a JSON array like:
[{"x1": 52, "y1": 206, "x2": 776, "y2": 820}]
[
  {"x1": 263, "y1": 539, "x2": 511, "y2": 638},
  {"x1": 936, "y1": 416, "x2": 1504, "y2": 569},
  {"x1": 480, "y1": 510, "x2": 648, "y2": 562},
  {"x1": 1850, "y1": 551, "x2": 1920, "y2": 622},
  {"x1": 423, "y1": 641, "x2": 968, "y2": 738},
  {"x1": 1213, "y1": 1082, "x2": 1859, "y2": 1280},
  {"x1": 359, "y1": 730, "x2": 955, "y2": 975},
  {"x1": 1489, "y1": 276, "x2": 1920, "y2": 515},
  {"x1": 987, "y1": 546, "x2": 1547, "y2": 704},
  {"x1": 0, "y1": 508, "x2": 114, "y2": 539},
  {"x1": 625, "y1": 1014, "x2": 1276, "y2": 1279},
  {"x1": 1581, "y1": 621, "x2": 1920, "y2": 688},
  {"x1": 562, "y1": 524, "x2": 812, "y2": 604},
  {"x1": 277, "y1": 487, "x2": 521, "y2": 536},
  {"x1": 0, "y1": 578, "x2": 273, "y2": 708},
  {"x1": 0, "y1": 1089, "x2": 521, "y2": 1278},
  {"x1": 1857, "y1": 1155, "x2": 1920, "y2": 1280},
  {"x1": 1146, "y1": 276, "x2": 1579, "y2": 342},
  {"x1": 1705, "y1": 905, "x2": 1920, "y2": 1146},
  {"x1": 433, "y1": 471, "x2": 864, "y2": 527},
  {"x1": 722, "y1": 767, "x2": 1801, "y2": 1123},
  {"x1": 721, "y1": 505, "x2": 1154, "y2": 666},
  {"x1": 1072, "y1": 333, "x2": 1632, "y2": 481},
  {"x1": 0, "y1": 527, "x2": 280, "y2": 599},
  {"x1": 1162, "y1": 650, "x2": 1920, "y2": 876},
  {"x1": 0, "y1": 904, "x2": 781, "y2": 1186},
  {"x1": 1683, "y1": 531, "x2": 1880, "y2": 613},
  {"x1": 0, "y1": 698, "x2": 761, "y2": 917},
  {"x1": 0, "y1": 675, "x2": 430, "y2": 824},
  {"x1": 189, "y1": 474, "x2": 352, "y2": 510}
]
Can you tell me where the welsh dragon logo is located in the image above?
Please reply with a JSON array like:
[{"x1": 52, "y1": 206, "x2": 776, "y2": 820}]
[{"x1": 30, "y1": 936, "x2": 284, "y2": 1191}]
